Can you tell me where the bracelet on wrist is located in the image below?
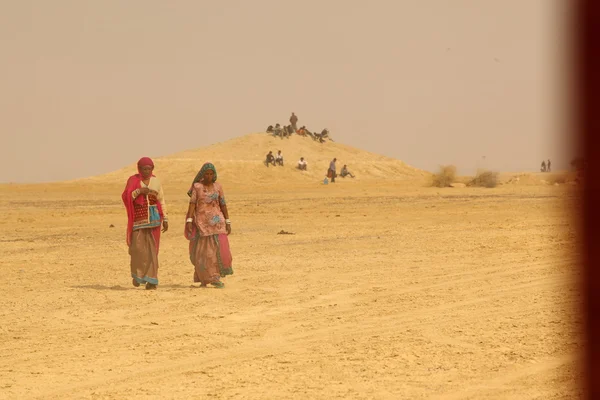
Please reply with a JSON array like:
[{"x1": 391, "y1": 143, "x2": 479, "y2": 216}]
[{"x1": 186, "y1": 218, "x2": 193, "y2": 223}]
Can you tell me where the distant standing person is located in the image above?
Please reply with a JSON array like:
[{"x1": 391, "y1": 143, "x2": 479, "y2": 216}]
[
  {"x1": 121, "y1": 157, "x2": 169, "y2": 290},
  {"x1": 290, "y1": 112, "x2": 298, "y2": 132},
  {"x1": 547, "y1": 159, "x2": 551, "y2": 172},
  {"x1": 328, "y1": 158, "x2": 337, "y2": 183},
  {"x1": 185, "y1": 163, "x2": 233, "y2": 288},
  {"x1": 541, "y1": 160, "x2": 547, "y2": 172}
]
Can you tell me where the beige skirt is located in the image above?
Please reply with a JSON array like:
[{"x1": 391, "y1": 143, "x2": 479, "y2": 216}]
[{"x1": 129, "y1": 228, "x2": 159, "y2": 285}]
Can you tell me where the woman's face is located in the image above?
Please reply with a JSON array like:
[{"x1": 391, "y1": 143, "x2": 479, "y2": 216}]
[
  {"x1": 203, "y1": 169, "x2": 215, "y2": 183},
  {"x1": 139, "y1": 165, "x2": 153, "y2": 179}
]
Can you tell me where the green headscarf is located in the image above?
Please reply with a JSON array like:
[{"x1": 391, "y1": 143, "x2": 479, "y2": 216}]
[{"x1": 187, "y1": 162, "x2": 217, "y2": 197}]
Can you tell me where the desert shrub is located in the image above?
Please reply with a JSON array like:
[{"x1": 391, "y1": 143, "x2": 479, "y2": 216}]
[
  {"x1": 431, "y1": 165, "x2": 457, "y2": 188},
  {"x1": 468, "y1": 170, "x2": 498, "y2": 188}
]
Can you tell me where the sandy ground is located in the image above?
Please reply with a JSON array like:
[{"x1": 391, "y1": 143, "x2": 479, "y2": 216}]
[{"x1": 0, "y1": 176, "x2": 583, "y2": 399}]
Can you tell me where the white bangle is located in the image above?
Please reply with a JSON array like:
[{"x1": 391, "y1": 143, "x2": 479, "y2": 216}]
[
  {"x1": 225, "y1": 219, "x2": 231, "y2": 224},
  {"x1": 186, "y1": 218, "x2": 193, "y2": 223}
]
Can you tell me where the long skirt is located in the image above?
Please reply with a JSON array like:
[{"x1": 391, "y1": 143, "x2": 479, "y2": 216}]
[
  {"x1": 129, "y1": 228, "x2": 159, "y2": 285},
  {"x1": 190, "y1": 234, "x2": 233, "y2": 285}
]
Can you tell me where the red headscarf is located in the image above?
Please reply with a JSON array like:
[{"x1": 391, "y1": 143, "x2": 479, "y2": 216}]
[
  {"x1": 137, "y1": 157, "x2": 154, "y2": 172},
  {"x1": 121, "y1": 157, "x2": 163, "y2": 248}
]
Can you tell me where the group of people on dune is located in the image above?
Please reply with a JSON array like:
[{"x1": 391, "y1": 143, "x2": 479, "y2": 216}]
[
  {"x1": 266, "y1": 112, "x2": 331, "y2": 143},
  {"x1": 262, "y1": 113, "x2": 355, "y2": 177},
  {"x1": 263, "y1": 151, "x2": 355, "y2": 180},
  {"x1": 264, "y1": 150, "x2": 308, "y2": 171},
  {"x1": 121, "y1": 158, "x2": 233, "y2": 290}
]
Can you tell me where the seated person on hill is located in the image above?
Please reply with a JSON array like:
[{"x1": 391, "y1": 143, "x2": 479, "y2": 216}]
[
  {"x1": 272, "y1": 124, "x2": 283, "y2": 137},
  {"x1": 275, "y1": 150, "x2": 284, "y2": 166},
  {"x1": 284, "y1": 125, "x2": 294, "y2": 137},
  {"x1": 340, "y1": 164, "x2": 355, "y2": 178},
  {"x1": 266, "y1": 125, "x2": 274, "y2": 133},
  {"x1": 312, "y1": 128, "x2": 329, "y2": 143},
  {"x1": 265, "y1": 151, "x2": 276, "y2": 167},
  {"x1": 296, "y1": 126, "x2": 308, "y2": 136},
  {"x1": 297, "y1": 157, "x2": 307, "y2": 170}
]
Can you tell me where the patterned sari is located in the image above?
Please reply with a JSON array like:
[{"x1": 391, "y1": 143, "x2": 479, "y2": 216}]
[{"x1": 184, "y1": 163, "x2": 233, "y2": 286}]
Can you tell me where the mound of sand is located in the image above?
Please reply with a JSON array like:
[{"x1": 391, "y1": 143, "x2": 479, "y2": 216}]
[
  {"x1": 78, "y1": 133, "x2": 430, "y2": 188},
  {"x1": 498, "y1": 171, "x2": 577, "y2": 186}
]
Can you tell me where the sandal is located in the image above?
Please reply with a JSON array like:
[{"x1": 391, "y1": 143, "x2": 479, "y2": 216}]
[
  {"x1": 132, "y1": 278, "x2": 140, "y2": 287},
  {"x1": 145, "y1": 283, "x2": 157, "y2": 290},
  {"x1": 210, "y1": 281, "x2": 225, "y2": 288}
]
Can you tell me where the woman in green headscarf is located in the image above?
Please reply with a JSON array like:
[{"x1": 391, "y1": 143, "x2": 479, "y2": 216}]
[{"x1": 184, "y1": 162, "x2": 233, "y2": 288}]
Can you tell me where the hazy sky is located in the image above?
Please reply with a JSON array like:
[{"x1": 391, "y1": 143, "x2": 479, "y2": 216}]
[{"x1": 1, "y1": 0, "x2": 573, "y2": 183}]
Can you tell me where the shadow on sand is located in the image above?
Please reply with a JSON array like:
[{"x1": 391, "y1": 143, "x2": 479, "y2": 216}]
[{"x1": 71, "y1": 284, "x2": 194, "y2": 291}]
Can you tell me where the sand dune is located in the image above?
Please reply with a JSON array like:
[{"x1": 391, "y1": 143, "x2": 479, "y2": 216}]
[
  {"x1": 498, "y1": 171, "x2": 577, "y2": 186},
  {"x1": 67, "y1": 133, "x2": 576, "y2": 192},
  {"x1": 76, "y1": 133, "x2": 430, "y2": 188},
  {"x1": 0, "y1": 134, "x2": 582, "y2": 399}
]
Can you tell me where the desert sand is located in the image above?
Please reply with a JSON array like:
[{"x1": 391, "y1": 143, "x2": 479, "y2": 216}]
[{"x1": 0, "y1": 134, "x2": 583, "y2": 399}]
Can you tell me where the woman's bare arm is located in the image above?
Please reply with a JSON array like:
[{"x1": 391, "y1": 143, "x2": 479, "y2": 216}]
[{"x1": 186, "y1": 202, "x2": 196, "y2": 220}]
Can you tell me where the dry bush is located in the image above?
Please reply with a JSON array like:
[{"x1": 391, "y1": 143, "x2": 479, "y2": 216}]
[
  {"x1": 431, "y1": 165, "x2": 457, "y2": 188},
  {"x1": 468, "y1": 170, "x2": 498, "y2": 188}
]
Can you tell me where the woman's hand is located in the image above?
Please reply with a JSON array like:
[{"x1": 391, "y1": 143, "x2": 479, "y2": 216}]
[
  {"x1": 186, "y1": 221, "x2": 194, "y2": 236},
  {"x1": 226, "y1": 224, "x2": 231, "y2": 235},
  {"x1": 139, "y1": 187, "x2": 150, "y2": 195},
  {"x1": 162, "y1": 221, "x2": 169, "y2": 233}
]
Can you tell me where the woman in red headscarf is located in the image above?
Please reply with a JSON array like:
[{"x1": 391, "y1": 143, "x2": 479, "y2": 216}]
[{"x1": 121, "y1": 157, "x2": 169, "y2": 289}]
